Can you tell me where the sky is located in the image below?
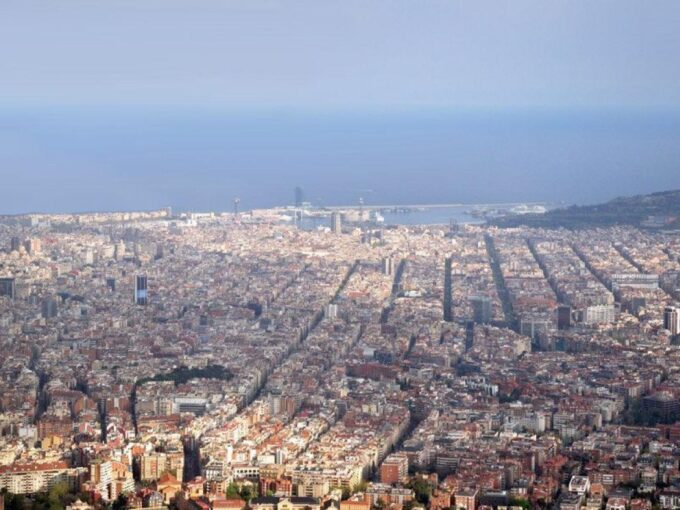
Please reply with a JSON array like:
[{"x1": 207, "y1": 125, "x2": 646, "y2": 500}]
[
  {"x1": 2, "y1": 0, "x2": 680, "y2": 111},
  {"x1": 1, "y1": 1, "x2": 679, "y2": 213}
]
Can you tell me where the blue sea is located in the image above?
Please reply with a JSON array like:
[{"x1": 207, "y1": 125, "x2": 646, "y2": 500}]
[
  {"x1": 1, "y1": 108, "x2": 679, "y2": 215},
  {"x1": 296, "y1": 205, "x2": 488, "y2": 229}
]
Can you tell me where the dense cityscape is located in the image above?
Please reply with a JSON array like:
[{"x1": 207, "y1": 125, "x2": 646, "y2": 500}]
[
  {"x1": 0, "y1": 203, "x2": 679, "y2": 510},
  {"x1": 3, "y1": 0, "x2": 680, "y2": 508}
]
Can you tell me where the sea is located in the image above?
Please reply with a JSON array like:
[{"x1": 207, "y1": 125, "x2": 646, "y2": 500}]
[
  {"x1": 295, "y1": 206, "x2": 487, "y2": 229},
  {"x1": 294, "y1": 203, "x2": 558, "y2": 229},
  {"x1": 1, "y1": 108, "x2": 679, "y2": 215}
]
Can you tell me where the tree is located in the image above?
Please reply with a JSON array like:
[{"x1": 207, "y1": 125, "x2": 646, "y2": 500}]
[
  {"x1": 226, "y1": 483, "x2": 241, "y2": 499},
  {"x1": 112, "y1": 494, "x2": 128, "y2": 510},
  {"x1": 509, "y1": 497, "x2": 530, "y2": 510},
  {"x1": 77, "y1": 492, "x2": 94, "y2": 505},
  {"x1": 48, "y1": 482, "x2": 70, "y2": 510},
  {"x1": 4, "y1": 492, "x2": 27, "y2": 510},
  {"x1": 239, "y1": 485, "x2": 257, "y2": 502},
  {"x1": 170, "y1": 491, "x2": 191, "y2": 510},
  {"x1": 407, "y1": 478, "x2": 432, "y2": 505},
  {"x1": 351, "y1": 481, "x2": 368, "y2": 494},
  {"x1": 331, "y1": 486, "x2": 351, "y2": 500}
]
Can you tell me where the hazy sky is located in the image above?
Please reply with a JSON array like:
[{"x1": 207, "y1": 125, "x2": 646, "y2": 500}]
[
  {"x1": 2, "y1": 0, "x2": 680, "y2": 111},
  {"x1": 1, "y1": 1, "x2": 679, "y2": 214}
]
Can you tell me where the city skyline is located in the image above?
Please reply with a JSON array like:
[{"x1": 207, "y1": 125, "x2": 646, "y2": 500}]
[{"x1": 1, "y1": 209, "x2": 679, "y2": 510}]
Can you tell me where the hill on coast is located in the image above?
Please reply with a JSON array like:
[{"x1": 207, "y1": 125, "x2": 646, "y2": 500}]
[{"x1": 492, "y1": 189, "x2": 680, "y2": 229}]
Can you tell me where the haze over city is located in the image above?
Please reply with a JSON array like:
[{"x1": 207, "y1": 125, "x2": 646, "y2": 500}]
[
  {"x1": 2, "y1": 3, "x2": 680, "y2": 510},
  {"x1": 1, "y1": 1, "x2": 680, "y2": 213}
]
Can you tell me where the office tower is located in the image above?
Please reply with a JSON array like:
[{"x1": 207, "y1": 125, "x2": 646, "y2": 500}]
[
  {"x1": 584, "y1": 304, "x2": 616, "y2": 324},
  {"x1": 331, "y1": 212, "x2": 342, "y2": 234},
  {"x1": 134, "y1": 275, "x2": 148, "y2": 305},
  {"x1": 41, "y1": 297, "x2": 58, "y2": 319},
  {"x1": 325, "y1": 303, "x2": 338, "y2": 319},
  {"x1": 557, "y1": 305, "x2": 571, "y2": 330},
  {"x1": 380, "y1": 453, "x2": 408, "y2": 484},
  {"x1": 0, "y1": 278, "x2": 15, "y2": 299},
  {"x1": 114, "y1": 241, "x2": 126, "y2": 261},
  {"x1": 106, "y1": 278, "x2": 116, "y2": 292},
  {"x1": 443, "y1": 256, "x2": 453, "y2": 322},
  {"x1": 382, "y1": 256, "x2": 395, "y2": 276},
  {"x1": 294, "y1": 186, "x2": 304, "y2": 207},
  {"x1": 465, "y1": 320, "x2": 475, "y2": 351},
  {"x1": 470, "y1": 296, "x2": 492, "y2": 324},
  {"x1": 664, "y1": 306, "x2": 679, "y2": 336},
  {"x1": 448, "y1": 219, "x2": 459, "y2": 236},
  {"x1": 24, "y1": 238, "x2": 41, "y2": 255},
  {"x1": 89, "y1": 460, "x2": 110, "y2": 496},
  {"x1": 629, "y1": 297, "x2": 646, "y2": 316},
  {"x1": 10, "y1": 237, "x2": 21, "y2": 252},
  {"x1": 155, "y1": 244, "x2": 164, "y2": 260}
]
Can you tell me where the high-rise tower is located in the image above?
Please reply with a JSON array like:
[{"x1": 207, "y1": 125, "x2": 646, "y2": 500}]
[
  {"x1": 470, "y1": 296, "x2": 492, "y2": 324},
  {"x1": 664, "y1": 306, "x2": 679, "y2": 336},
  {"x1": 331, "y1": 212, "x2": 342, "y2": 234},
  {"x1": 41, "y1": 297, "x2": 58, "y2": 318},
  {"x1": 10, "y1": 237, "x2": 21, "y2": 252},
  {"x1": 557, "y1": 305, "x2": 572, "y2": 330},
  {"x1": 0, "y1": 278, "x2": 15, "y2": 300},
  {"x1": 134, "y1": 275, "x2": 148, "y2": 305},
  {"x1": 465, "y1": 320, "x2": 474, "y2": 351},
  {"x1": 443, "y1": 257, "x2": 453, "y2": 322},
  {"x1": 294, "y1": 186, "x2": 304, "y2": 208}
]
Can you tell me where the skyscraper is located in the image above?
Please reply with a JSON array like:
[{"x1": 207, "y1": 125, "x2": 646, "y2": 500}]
[
  {"x1": 664, "y1": 306, "x2": 679, "y2": 336},
  {"x1": 24, "y1": 238, "x2": 41, "y2": 255},
  {"x1": 470, "y1": 296, "x2": 492, "y2": 324},
  {"x1": 0, "y1": 278, "x2": 15, "y2": 299},
  {"x1": 134, "y1": 275, "x2": 148, "y2": 305},
  {"x1": 325, "y1": 303, "x2": 338, "y2": 319},
  {"x1": 115, "y1": 241, "x2": 126, "y2": 261},
  {"x1": 331, "y1": 212, "x2": 342, "y2": 234},
  {"x1": 465, "y1": 320, "x2": 475, "y2": 351},
  {"x1": 294, "y1": 186, "x2": 304, "y2": 208},
  {"x1": 41, "y1": 297, "x2": 58, "y2": 318},
  {"x1": 557, "y1": 305, "x2": 571, "y2": 330},
  {"x1": 382, "y1": 256, "x2": 395, "y2": 276},
  {"x1": 10, "y1": 237, "x2": 21, "y2": 252},
  {"x1": 443, "y1": 257, "x2": 453, "y2": 322}
]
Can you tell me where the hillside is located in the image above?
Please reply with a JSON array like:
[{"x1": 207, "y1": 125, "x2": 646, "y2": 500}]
[{"x1": 492, "y1": 189, "x2": 680, "y2": 229}]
